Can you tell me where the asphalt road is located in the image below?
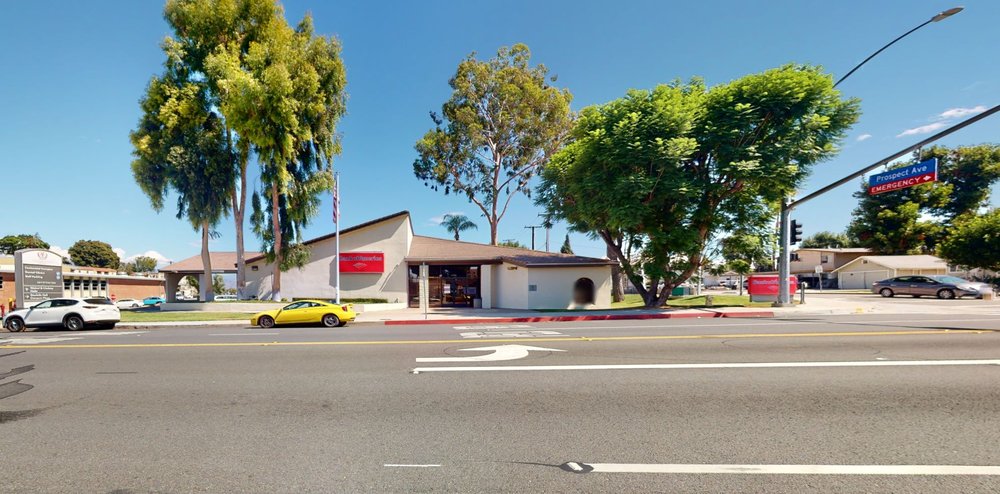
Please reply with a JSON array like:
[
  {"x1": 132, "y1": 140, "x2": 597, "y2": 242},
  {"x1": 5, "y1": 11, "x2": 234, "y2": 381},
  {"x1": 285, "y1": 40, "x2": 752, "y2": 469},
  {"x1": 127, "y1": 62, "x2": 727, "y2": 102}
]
[{"x1": 2, "y1": 314, "x2": 1000, "y2": 493}]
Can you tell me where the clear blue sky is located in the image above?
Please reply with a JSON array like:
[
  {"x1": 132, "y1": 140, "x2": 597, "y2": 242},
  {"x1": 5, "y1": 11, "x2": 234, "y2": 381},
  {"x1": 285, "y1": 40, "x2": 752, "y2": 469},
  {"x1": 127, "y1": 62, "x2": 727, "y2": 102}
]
[{"x1": 2, "y1": 0, "x2": 998, "y2": 265}]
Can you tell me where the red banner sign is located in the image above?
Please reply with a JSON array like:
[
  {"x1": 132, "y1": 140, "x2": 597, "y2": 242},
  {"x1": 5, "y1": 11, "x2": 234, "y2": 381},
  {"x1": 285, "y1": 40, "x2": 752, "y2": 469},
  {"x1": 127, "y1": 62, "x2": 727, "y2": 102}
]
[
  {"x1": 868, "y1": 171, "x2": 937, "y2": 195},
  {"x1": 339, "y1": 252, "x2": 384, "y2": 273},
  {"x1": 747, "y1": 275, "x2": 798, "y2": 296}
]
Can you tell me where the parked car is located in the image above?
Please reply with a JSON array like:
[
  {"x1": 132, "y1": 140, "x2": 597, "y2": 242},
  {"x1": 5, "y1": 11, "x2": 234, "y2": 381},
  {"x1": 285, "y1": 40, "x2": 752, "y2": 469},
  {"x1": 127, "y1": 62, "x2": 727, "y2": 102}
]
[
  {"x1": 115, "y1": 298, "x2": 141, "y2": 309},
  {"x1": 3, "y1": 298, "x2": 120, "y2": 332},
  {"x1": 872, "y1": 275, "x2": 991, "y2": 299},
  {"x1": 250, "y1": 300, "x2": 356, "y2": 328},
  {"x1": 143, "y1": 296, "x2": 165, "y2": 306}
]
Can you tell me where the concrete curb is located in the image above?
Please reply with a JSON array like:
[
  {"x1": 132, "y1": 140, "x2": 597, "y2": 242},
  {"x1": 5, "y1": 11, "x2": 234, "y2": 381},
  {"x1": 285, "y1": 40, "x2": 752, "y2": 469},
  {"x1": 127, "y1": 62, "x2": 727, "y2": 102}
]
[
  {"x1": 116, "y1": 321, "x2": 249, "y2": 329},
  {"x1": 382, "y1": 310, "x2": 774, "y2": 325}
]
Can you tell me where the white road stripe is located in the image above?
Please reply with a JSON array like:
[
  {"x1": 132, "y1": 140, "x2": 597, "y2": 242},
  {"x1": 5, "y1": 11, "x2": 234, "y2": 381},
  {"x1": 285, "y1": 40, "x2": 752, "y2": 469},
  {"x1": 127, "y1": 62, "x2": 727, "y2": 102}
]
[
  {"x1": 508, "y1": 317, "x2": 1000, "y2": 332},
  {"x1": 571, "y1": 463, "x2": 1000, "y2": 475},
  {"x1": 412, "y1": 359, "x2": 1000, "y2": 373},
  {"x1": 383, "y1": 464, "x2": 441, "y2": 468}
]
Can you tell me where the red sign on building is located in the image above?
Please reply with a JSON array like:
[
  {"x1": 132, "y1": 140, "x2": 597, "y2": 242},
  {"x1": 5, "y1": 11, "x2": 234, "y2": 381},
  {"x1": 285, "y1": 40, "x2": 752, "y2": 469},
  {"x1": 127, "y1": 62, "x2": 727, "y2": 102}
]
[{"x1": 339, "y1": 252, "x2": 384, "y2": 273}]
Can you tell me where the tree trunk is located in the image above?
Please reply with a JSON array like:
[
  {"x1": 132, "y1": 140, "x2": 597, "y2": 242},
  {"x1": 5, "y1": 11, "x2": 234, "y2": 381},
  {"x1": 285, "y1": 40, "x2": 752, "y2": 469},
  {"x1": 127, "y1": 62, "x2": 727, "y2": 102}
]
[
  {"x1": 489, "y1": 220, "x2": 498, "y2": 245},
  {"x1": 607, "y1": 244, "x2": 624, "y2": 303},
  {"x1": 454, "y1": 231, "x2": 459, "y2": 241},
  {"x1": 738, "y1": 274, "x2": 744, "y2": 296},
  {"x1": 270, "y1": 181, "x2": 282, "y2": 301},
  {"x1": 233, "y1": 158, "x2": 247, "y2": 300},
  {"x1": 200, "y1": 222, "x2": 215, "y2": 302}
]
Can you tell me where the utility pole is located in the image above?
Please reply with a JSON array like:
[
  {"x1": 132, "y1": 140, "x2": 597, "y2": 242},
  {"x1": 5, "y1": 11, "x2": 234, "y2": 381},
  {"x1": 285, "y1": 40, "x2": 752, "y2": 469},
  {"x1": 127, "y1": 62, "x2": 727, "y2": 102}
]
[
  {"x1": 524, "y1": 225, "x2": 542, "y2": 250},
  {"x1": 776, "y1": 6, "x2": 963, "y2": 306},
  {"x1": 538, "y1": 214, "x2": 551, "y2": 252}
]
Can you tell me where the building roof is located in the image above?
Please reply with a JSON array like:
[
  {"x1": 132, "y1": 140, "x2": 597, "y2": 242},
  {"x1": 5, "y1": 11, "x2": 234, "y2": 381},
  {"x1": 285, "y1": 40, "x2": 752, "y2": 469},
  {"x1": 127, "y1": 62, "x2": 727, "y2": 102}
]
[
  {"x1": 407, "y1": 235, "x2": 615, "y2": 267},
  {"x1": 794, "y1": 247, "x2": 871, "y2": 253},
  {"x1": 160, "y1": 251, "x2": 262, "y2": 273},
  {"x1": 831, "y1": 255, "x2": 948, "y2": 273},
  {"x1": 244, "y1": 210, "x2": 411, "y2": 264}
]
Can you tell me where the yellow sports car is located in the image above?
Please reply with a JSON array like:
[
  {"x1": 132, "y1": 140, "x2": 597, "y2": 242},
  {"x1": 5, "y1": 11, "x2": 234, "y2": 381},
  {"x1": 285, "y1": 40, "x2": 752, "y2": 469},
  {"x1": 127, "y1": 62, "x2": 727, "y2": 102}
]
[{"x1": 250, "y1": 300, "x2": 357, "y2": 328}]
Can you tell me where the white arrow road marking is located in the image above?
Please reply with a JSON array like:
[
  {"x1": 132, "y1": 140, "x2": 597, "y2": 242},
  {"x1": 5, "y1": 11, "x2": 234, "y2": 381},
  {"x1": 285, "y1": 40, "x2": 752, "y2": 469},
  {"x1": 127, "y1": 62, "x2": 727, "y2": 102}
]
[
  {"x1": 383, "y1": 464, "x2": 441, "y2": 468},
  {"x1": 413, "y1": 358, "x2": 1000, "y2": 373},
  {"x1": 0, "y1": 336, "x2": 84, "y2": 345},
  {"x1": 563, "y1": 463, "x2": 1000, "y2": 475},
  {"x1": 415, "y1": 344, "x2": 565, "y2": 363},
  {"x1": 453, "y1": 325, "x2": 532, "y2": 330},
  {"x1": 459, "y1": 330, "x2": 566, "y2": 339}
]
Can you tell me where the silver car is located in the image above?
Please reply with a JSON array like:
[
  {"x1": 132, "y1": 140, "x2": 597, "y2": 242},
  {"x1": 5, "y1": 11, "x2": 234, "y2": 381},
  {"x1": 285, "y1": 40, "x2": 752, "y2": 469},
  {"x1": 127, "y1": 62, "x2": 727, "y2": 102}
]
[{"x1": 872, "y1": 275, "x2": 990, "y2": 299}]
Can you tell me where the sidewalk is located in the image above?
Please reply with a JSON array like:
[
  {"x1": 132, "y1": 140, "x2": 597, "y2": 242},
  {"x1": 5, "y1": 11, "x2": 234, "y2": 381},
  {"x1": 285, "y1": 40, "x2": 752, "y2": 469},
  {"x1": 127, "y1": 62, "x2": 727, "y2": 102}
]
[
  {"x1": 356, "y1": 306, "x2": 774, "y2": 325},
  {"x1": 771, "y1": 291, "x2": 1000, "y2": 317}
]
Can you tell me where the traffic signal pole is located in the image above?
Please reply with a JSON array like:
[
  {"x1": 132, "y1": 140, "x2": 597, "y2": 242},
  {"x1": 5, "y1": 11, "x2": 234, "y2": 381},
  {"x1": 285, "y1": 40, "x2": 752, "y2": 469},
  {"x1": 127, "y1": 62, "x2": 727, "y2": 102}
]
[{"x1": 776, "y1": 103, "x2": 1000, "y2": 306}]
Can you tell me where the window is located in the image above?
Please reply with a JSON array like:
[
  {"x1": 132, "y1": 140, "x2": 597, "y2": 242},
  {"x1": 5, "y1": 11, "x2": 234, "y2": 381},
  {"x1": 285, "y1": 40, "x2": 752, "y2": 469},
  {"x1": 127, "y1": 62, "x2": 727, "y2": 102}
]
[
  {"x1": 84, "y1": 298, "x2": 113, "y2": 305},
  {"x1": 790, "y1": 253, "x2": 800, "y2": 262},
  {"x1": 821, "y1": 255, "x2": 829, "y2": 263},
  {"x1": 573, "y1": 278, "x2": 596, "y2": 305},
  {"x1": 251, "y1": 266, "x2": 259, "y2": 271},
  {"x1": 52, "y1": 299, "x2": 80, "y2": 307},
  {"x1": 528, "y1": 284, "x2": 538, "y2": 292},
  {"x1": 33, "y1": 301, "x2": 53, "y2": 309}
]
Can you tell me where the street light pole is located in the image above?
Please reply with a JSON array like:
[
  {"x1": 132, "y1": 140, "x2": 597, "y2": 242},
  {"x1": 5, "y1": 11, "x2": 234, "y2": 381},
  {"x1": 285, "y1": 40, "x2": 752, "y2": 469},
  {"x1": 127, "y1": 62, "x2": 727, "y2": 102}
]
[{"x1": 775, "y1": 6, "x2": 963, "y2": 307}]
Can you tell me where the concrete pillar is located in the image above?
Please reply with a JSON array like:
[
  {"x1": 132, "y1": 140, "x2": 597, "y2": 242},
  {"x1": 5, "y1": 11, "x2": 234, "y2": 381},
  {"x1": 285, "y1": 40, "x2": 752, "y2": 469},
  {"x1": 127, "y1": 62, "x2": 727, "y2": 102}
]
[
  {"x1": 165, "y1": 274, "x2": 180, "y2": 302},
  {"x1": 480, "y1": 264, "x2": 493, "y2": 309}
]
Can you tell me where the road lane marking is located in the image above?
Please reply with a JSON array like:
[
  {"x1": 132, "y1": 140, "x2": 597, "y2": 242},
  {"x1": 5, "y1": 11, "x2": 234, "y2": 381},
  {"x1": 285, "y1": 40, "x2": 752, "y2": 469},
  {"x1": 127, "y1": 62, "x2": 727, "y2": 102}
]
[
  {"x1": 458, "y1": 330, "x2": 567, "y2": 339},
  {"x1": 383, "y1": 464, "x2": 441, "y2": 468},
  {"x1": 412, "y1": 358, "x2": 1000, "y2": 373},
  {"x1": 209, "y1": 333, "x2": 280, "y2": 336},
  {"x1": 0, "y1": 329, "x2": 991, "y2": 349},
  {"x1": 0, "y1": 337, "x2": 83, "y2": 345},
  {"x1": 562, "y1": 462, "x2": 1000, "y2": 475},
  {"x1": 415, "y1": 345, "x2": 564, "y2": 363},
  {"x1": 453, "y1": 325, "x2": 533, "y2": 330}
]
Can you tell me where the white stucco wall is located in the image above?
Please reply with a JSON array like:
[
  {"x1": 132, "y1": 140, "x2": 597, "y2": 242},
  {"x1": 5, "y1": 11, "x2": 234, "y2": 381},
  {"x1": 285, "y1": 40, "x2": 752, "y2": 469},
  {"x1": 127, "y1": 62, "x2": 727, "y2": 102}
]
[
  {"x1": 493, "y1": 262, "x2": 528, "y2": 309},
  {"x1": 527, "y1": 265, "x2": 612, "y2": 309},
  {"x1": 245, "y1": 215, "x2": 411, "y2": 302}
]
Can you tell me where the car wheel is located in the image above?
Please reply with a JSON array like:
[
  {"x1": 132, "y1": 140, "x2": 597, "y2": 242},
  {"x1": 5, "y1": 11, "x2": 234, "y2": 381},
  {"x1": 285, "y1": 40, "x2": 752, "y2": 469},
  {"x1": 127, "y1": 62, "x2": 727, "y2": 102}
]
[
  {"x1": 937, "y1": 289, "x2": 956, "y2": 300},
  {"x1": 879, "y1": 288, "x2": 894, "y2": 298},
  {"x1": 132, "y1": 303, "x2": 139, "y2": 308},
  {"x1": 65, "y1": 315, "x2": 84, "y2": 331},
  {"x1": 322, "y1": 314, "x2": 341, "y2": 328},
  {"x1": 258, "y1": 316, "x2": 275, "y2": 328},
  {"x1": 6, "y1": 318, "x2": 25, "y2": 332}
]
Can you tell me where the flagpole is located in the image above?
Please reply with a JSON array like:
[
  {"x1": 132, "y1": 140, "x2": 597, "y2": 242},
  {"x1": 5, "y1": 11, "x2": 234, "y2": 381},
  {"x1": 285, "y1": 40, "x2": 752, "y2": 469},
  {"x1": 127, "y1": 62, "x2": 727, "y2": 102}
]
[{"x1": 335, "y1": 171, "x2": 341, "y2": 305}]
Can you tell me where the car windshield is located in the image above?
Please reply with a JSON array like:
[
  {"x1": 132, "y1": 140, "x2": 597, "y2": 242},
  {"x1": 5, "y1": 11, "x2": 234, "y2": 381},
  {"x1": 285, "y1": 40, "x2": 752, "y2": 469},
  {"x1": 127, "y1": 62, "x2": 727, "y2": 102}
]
[{"x1": 930, "y1": 275, "x2": 969, "y2": 284}]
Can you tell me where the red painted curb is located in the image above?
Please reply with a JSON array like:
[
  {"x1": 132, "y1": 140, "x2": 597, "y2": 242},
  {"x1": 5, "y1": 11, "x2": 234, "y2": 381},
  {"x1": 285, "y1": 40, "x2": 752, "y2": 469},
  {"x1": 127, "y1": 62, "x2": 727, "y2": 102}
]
[{"x1": 383, "y1": 311, "x2": 774, "y2": 325}]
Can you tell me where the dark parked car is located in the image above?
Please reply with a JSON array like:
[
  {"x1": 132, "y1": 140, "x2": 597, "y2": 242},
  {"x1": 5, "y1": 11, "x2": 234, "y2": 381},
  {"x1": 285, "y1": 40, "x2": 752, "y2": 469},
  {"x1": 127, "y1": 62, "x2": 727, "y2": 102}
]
[{"x1": 871, "y1": 275, "x2": 990, "y2": 299}]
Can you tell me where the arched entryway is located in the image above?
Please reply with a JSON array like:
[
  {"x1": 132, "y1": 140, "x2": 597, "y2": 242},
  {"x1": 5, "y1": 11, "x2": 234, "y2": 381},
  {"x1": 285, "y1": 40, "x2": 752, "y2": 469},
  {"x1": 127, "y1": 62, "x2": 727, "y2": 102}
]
[{"x1": 573, "y1": 277, "x2": 595, "y2": 305}]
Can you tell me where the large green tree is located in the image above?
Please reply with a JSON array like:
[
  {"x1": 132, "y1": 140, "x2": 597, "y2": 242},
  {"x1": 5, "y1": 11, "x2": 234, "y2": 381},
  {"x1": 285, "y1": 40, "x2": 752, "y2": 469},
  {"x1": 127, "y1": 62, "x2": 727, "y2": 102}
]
[
  {"x1": 414, "y1": 44, "x2": 573, "y2": 245},
  {"x1": 538, "y1": 65, "x2": 860, "y2": 307},
  {"x1": 208, "y1": 10, "x2": 346, "y2": 300},
  {"x1": 0, "y1": 234, "x2": 49, "y2": 255},
  {"x1": 69, "y1": 240, "x2": 120, "y2": 268},
  {"x1": 160, "y1": 0, "x2": 284, "y2": 300},
  {"x1": 131, "y1": 37, "x2": 235, "y2": 301},
  {"x1": 799, "y1": 231, "x2": 853, "y2": 249},
  {"x1": 847, "y1": 145, "x2": 1000, "y2": 254},
  {"x1": 938, "y1": 209, "x2": 1000, "y2": 273}
]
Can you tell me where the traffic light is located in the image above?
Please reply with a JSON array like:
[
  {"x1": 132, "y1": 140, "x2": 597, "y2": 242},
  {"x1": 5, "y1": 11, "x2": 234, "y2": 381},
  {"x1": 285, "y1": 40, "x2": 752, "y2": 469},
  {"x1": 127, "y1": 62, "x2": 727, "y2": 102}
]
[{"x1": 791, "y1": 220, "x2": 803, "y2": 245}]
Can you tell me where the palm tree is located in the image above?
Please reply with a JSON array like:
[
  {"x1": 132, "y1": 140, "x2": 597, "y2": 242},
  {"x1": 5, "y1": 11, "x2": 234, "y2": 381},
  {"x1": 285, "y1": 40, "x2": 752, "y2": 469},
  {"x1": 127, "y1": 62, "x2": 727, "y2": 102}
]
[{"x1": 442, "y1": 214, "x2": 478, "y2": 241}]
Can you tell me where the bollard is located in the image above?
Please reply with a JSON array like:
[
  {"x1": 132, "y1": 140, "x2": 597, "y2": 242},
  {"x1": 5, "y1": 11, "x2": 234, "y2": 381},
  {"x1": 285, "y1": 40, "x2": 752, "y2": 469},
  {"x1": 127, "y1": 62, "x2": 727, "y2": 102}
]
[
  {"x1": 705, "y1": 295, "x2": 714, "y2": 308},
  {"x1": 799, "y1": 282, "x2": 806, "y2": 304}
]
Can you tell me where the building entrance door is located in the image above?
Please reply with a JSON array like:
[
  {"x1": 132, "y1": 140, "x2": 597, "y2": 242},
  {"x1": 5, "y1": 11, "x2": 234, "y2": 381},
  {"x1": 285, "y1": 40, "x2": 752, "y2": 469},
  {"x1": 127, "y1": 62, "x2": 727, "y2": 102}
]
[{"x1": 409, "y1": 265, "x2": 480, "y2": 308}]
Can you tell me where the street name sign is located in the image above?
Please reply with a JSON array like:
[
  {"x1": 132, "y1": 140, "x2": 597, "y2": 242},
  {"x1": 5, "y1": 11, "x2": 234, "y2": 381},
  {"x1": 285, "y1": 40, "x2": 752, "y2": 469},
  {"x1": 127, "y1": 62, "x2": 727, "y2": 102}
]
[{"x1": 868, "y1": 158, "x2": 938, "y2": 195}]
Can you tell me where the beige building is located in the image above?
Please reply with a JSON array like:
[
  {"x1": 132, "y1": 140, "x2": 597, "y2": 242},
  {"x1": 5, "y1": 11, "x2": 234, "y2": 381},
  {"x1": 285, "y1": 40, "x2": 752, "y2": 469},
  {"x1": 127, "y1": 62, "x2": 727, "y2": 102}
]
[
  {"x1": 832, "y1": 255, "x2": 949, "y2": 290},
  {"x1": 791, "y1": 247, "x2": 871, "y2": 288},
  {"x1": 235, "y1": 211, "x2": 614, "y2": 310}
]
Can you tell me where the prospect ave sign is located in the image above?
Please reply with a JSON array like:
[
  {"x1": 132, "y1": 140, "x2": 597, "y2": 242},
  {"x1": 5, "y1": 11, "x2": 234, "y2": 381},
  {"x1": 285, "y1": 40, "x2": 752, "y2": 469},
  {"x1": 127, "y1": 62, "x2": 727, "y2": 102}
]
[{"x1": 868, "y1": 158, "x2": 938, "y2": 195}]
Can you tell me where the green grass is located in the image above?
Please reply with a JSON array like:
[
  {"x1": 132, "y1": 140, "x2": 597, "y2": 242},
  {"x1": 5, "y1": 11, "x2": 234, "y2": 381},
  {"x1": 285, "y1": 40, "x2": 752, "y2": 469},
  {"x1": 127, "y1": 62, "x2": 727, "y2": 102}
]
[
  {"x1": 120, "y1": 311, "x2": 252, "y2": 322},
  {"x1": 610, "y1": 294, "x2": 645, "y2": 309}
]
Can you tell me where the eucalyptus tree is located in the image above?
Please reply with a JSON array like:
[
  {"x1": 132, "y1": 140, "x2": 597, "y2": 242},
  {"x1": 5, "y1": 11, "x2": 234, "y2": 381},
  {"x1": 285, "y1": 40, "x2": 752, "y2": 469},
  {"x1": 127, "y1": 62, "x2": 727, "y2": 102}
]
[
  {"x1": 207, "y1": 12, "x2": 346, "y2": 299},
  {"x1": 414, "y1": 44, "x2": 573, "y2": 245}
]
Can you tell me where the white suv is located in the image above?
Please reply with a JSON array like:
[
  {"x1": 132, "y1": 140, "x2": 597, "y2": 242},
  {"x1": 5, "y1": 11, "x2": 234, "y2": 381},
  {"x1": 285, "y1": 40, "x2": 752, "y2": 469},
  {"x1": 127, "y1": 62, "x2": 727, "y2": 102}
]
[{"x1": 2, "y1": 298, "x2": 121, "y2": 332}]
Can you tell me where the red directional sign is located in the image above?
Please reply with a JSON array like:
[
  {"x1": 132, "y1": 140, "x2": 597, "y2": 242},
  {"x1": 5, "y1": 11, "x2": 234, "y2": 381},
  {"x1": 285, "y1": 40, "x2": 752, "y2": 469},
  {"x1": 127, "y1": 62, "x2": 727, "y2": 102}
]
[{"x1": 868, "y1": 171, "x2": 937, "y2": 195}]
